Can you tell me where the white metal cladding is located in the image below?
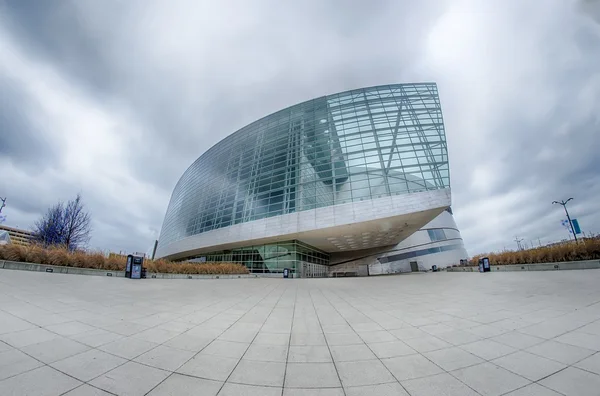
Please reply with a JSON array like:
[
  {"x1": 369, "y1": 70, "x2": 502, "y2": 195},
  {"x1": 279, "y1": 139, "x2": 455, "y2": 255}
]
[{"x1": 157, "y1": 83, "x2": 449, "y2": 256}]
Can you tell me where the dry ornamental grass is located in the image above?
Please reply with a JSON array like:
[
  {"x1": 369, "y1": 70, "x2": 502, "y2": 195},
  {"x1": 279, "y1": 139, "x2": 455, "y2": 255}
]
[
  {"x1": 470, "y1": 237, "x2": 600, "y2": 266},
  {"x1": 0, "y1": 244, "x2": 249, "y2": 275}
]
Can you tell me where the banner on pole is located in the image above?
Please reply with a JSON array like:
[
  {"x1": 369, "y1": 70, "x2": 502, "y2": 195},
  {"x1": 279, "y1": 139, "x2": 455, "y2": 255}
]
[{"x1": 572, "y1": 219, "x2": 582, "y2": 234}]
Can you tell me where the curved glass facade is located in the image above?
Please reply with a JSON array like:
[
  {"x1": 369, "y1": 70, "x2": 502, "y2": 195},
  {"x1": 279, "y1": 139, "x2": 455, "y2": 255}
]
[{"x1": 158, "y1": 83, "x2": 449, "y2": 250}]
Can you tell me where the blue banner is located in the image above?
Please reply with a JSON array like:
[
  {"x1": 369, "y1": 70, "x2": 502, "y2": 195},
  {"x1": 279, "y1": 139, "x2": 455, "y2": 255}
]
[{"x1": 572, "y1": 219, "x2": 582, "y2": 234}]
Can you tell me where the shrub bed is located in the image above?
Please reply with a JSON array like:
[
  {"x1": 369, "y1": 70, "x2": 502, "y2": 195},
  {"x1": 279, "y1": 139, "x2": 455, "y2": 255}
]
[
  {"x1": 0, "y1": 244, "x2": 249, "y2": 275},
  {"x1": 469, "y1": 238, "x2": 600, "y2": 266}
]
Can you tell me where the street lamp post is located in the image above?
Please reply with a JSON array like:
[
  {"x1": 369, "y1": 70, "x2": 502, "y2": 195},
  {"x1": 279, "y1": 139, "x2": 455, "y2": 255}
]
[{"x1": 552, "y1": 198, "x2": 577, "y2": 242}]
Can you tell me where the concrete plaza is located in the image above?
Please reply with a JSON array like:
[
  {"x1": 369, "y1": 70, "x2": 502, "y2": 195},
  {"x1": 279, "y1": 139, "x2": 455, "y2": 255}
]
[{"x1": 1, "y1": 270, "x2": 600, "y2": 395}]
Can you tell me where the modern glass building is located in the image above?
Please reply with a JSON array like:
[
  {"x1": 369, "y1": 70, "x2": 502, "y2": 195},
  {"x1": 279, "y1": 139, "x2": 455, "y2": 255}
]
[{"x1": 156, "y1": 83, "x2": 467, "y2": 276}]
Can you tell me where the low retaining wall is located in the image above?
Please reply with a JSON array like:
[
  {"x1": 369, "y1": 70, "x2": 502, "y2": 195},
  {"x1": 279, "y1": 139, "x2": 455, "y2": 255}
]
[
  {"x1": 447, "y1": 260, "x2": 600, "y2": 272},
  {"x1": 0, "y1": 260, "x2": 260, "y2": 279}
]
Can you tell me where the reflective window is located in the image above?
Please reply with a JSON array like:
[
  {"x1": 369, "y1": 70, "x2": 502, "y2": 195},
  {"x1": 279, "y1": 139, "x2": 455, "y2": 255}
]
[{"x1": 427, "y1": 229, "x2": 447, "y2": 242}]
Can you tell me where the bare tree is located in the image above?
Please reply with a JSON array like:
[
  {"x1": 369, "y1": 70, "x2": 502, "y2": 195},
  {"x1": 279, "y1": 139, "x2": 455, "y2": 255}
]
[{"x1": 33, "y1": 194, "x2": 91, "y2": 250}]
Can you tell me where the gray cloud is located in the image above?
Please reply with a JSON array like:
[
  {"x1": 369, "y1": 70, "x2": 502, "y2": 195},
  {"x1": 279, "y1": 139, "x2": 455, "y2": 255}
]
[{"x1": 0, "y1": 0, "x2": 599, "y2": 255}]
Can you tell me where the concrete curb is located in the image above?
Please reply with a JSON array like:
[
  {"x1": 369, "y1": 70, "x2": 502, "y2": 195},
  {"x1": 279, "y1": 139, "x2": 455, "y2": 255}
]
[
  {"x1": 0, "y1": 260, "x2": 263, "y2": 279},
  {"x1": 1, "y1": 260, "x2": 124, "y2": 277},
  {"x1": 447, "y1": 260, "x2": 600, "y2": 272}
]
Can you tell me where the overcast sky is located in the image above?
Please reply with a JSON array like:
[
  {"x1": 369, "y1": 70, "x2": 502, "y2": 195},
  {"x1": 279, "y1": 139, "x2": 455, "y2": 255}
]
[{"x1": 1, "y1": 0, "x2": 599, "y2": 256}]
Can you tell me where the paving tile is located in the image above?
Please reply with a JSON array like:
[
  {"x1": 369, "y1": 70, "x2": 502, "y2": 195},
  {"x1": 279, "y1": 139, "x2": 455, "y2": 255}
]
[
  {"x1": 135, "y1": 344, "x2": 195, "y2": 371},
  {"x1": 222, "y1": 382, "x2": 282, "y2": 396},
  {"x1": 0, "y1": 366, "x2": 81, "y2": 396},
  {"x1": 156, "y1": 320, "x2": 196, "y2": 333},
  {"x1": 62, "y1": 384, "x2": 114, "y2": 395},
  {"x1": 466, "y1": 324, "x2": 510, "y2": 338},
  {"x1": 284, "y1": 362, "x2": 341, "y2": 388},
  {"x1": 330, "y1": 344, "x2": 376, "y2": 362},
  {"x1": 177, "y1": 354, "x2": 239, "y2": 381},
  {"x1": 288, "y1": 345, "x2": 331, "y2": 363},
  {"x1": 98, "y1": 337, "x2": 158, "y2": 359},
  {"x1": 21, "y1": 336, "x2": 90, "y2": 363},
  {"x1": 368, "y1": 340, "x2": 416, "y2": 358},
  {"x1": 555, "y1": 331, "x2": 600, "y2": 351},
  {"x1": 229, "y1": 359, "x2": 285, "y2": 387},
  {"x1": 164, "y1": 334, "x2": 213, "y2": 352},
  {"x1": 351, "y1": 322, "x2": 384, "y2": 332},
  {"x1": 401, "y1": 372, "x2": 479, "y2": 396},
  {"x1": 51, "y1": 348, "x2": 126, "y2": 381},
  {"x1": 102, "y1": 321, "x2": 149, "y2": 336},
  {"x1": 389, "y1": 327, "x2": 428, "y2": 340},
  {"x1": 69, "y1": 329, "x2": 124, "y2": 348},
  {"x1": 345, "y1": 382, "x2": 409, "y2": 396},
  {"x1": 575, "y1": 352, "x2": 600, "y2": 375},
  {"x1": 424, "y1": 346, "x2": 483, "y2": 371},
  {"x1": 403, "y1": 335, "x2": 452, "y2": 352},
  {"x1": 244, "y1": 344, "x2": 288, "y2": 362},
  {"x1": 382, "y1": 353, "x2": 444, "y2": 381},
  {"x1": 526, "y1": 340, "x2": 595, "y2": 365},
  {"x1": 324, "y1": 332, "x2": 363, "y2": 346},
  {"x1": 503, "y1": 383, "x2": 563, "y2": 396},
  {"x1": 253, "y1": 332, "x2": 290, "y2": 346},
  {"x1": 435, "y1": 329, "x2": 481, "y2": 345},
  {"x1": 578, "y1": 321, "x2": 600, "y2": 336},
  {"x1": 492, "y1": 331, "x2": 545, "y2": 350},
  {"x1": 90, "y1": 361, "x2": 170, "y2": 396},
  {"x1": 492, "y1": 351, "x2": 566, "y2": 381},
  {"x1": 336, "y1": 360, "x2": 396, "y2": 387},
  {"x1": 451, "y1": 362, "x2": 531, "y2": 396},
  {"x1": 0, "y1": 348, "x2": 44, "y2": 381},
  {"x1": 460, "y1": 339, "x2": 517, "y2": 360},
  {"x1": 132, "y1": 327, "x2": 180, "y2": 344},
  {"x1": 290, "y1": 332, "x2": 326, "y2": 346},
  {"x1": 0, "y1": 312, "x2": 37, "y2": 335},
  {"x1": 45, "y1": 321, "x2": 96, "y2": 336},
  {"x1": 147, "y1": 373, "x2": 223, "y2": 396},
  {"x1": 356, "y1": 330, "x2": 396, "y2": 343},
  {"x1": 0, "y1": 327, "x2": 59, "y2": 348},
  {"x1": 201, "y1": 340, "x2": 249, "y2": 359},
  {"x1": 219, "y1": 329, "x2": 257, "y2": 343},
  {"x1": 284, "y1": 389, "x2": 344, "y2": 396},
  {"x1": 539, "y1": 366, "x2": 600, "y2": 396}
]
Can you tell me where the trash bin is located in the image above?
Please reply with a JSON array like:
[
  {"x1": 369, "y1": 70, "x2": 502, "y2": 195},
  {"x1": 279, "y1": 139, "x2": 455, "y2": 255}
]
[
  {"x1": 479, "y1": 257, "x2": 490, "y2": 273},
  {"x1": 130, "y1": 256, "x2": 144, "y2": 279},
  {"x1": 483, "y1": 257, "x2": 491, "y2": 272},
  {"x1": 283, "y1": 268, "x2": 289, "y2": 278},
  {"x1": 432, "y1": 265, "x2": 438, "y2": 272}
]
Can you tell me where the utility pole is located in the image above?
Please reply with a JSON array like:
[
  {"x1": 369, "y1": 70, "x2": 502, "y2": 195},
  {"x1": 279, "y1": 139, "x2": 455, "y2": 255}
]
[{"x1": 553, "y1": 198, "x2": 577, "y2": 242}]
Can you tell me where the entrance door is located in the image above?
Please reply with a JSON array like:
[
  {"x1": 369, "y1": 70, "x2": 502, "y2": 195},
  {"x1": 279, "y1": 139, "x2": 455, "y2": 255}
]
[{"x1": 410, "y1": 261, "x2": 419, "y2": 272}]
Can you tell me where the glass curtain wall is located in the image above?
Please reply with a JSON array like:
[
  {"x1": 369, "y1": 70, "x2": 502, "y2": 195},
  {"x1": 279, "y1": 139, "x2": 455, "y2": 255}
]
[
  {"x1": 158, "y1": 83, "x2": 448, "y2": 250},
  {"x1": 188, "y1": 240, "x2": 329, "y2": 275}
]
